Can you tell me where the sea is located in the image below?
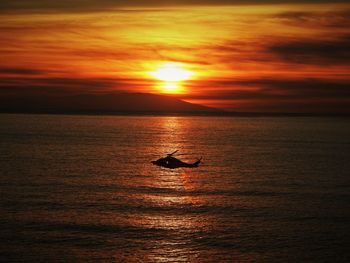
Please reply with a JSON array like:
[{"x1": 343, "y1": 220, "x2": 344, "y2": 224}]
[{"x1": 0, "y1": 114, "x2": 349, "y2": 262}]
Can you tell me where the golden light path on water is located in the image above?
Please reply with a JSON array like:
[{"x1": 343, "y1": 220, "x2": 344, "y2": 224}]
[
  {"x1": 127, "y1": 117, "x2": 204, "y2": 261},
  {"x1": 122, "y1": 117, "x2": 253, "y2": 262}
]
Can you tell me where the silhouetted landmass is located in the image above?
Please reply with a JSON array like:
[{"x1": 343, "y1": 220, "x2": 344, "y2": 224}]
[
  {"x1": 0, "y1": 92, "x2": 219, "y2": 114},
  {"x1": 1, "y1": 92, "x2": 349, "y2": 117}
]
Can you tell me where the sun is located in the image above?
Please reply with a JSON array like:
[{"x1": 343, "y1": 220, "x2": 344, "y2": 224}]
[
  {"x1": 149, "y1": 62, "x2": 194, "y2": 94},
  {"x1": 150, "y1": 63, "x2": 193, "y2": 82}
]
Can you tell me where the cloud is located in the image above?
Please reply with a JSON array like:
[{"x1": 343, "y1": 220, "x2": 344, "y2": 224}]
[
  {"x1": 267, "y1": 34, "x2": 350, "y2": 65},
  {"x1": 273, "y1": 10, "x2": 350, "y2": 28},
  {"x1": 0, "y1": 76, "x2": 151, "y2": 96},
  {"x1": 185, "y1": 78, "x2": 350, "y2": 113},
  {"x1": 0, "y1": 67, "x2": 43, "y2": 75},
  {"x1": 1, "y1": 0, "x2": 349, "y2": 13},
  {"x1": 182, "y1": 78, "x2": 350, "y2": 101}
]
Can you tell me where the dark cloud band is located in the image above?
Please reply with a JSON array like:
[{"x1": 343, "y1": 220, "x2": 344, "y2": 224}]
[
  {"x1": 1, "y1": 0, "x2": 349, "y2": 13},
  {"x1": 268, "y1": 35, "x2": 350, "y2": 65}
]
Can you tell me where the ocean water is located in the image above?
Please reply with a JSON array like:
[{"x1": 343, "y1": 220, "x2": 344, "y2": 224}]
[{"x1": 0, "y1": 114, "x2": 350, "y2": 262}]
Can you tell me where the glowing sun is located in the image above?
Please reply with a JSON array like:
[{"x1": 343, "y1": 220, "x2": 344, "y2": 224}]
[
  {"x1": 150, "y1": 63, "x2": 194, "y2": 94},
  {"x1": 151, "y1": 63, "x2": 193, "y2": 82}
]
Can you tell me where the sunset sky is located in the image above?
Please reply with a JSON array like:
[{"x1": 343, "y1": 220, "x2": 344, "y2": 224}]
[{"x1": 1, "y1": 0, "x2": 349, "y2": 112}]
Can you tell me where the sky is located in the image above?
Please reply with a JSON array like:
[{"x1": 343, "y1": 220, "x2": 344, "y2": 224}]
[{"x1": 0, "y1": 0, "x2": 350, "y2": 112}]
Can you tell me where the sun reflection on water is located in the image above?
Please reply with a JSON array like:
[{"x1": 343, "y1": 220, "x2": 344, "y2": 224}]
[{"x1": 126, "y1": 117, "x2": 215, "y2": 261}]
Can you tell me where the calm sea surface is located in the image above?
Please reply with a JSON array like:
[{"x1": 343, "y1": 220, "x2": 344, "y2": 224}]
[{"x1": 1, "y1": 114, "x2": 350, "y2": 262}]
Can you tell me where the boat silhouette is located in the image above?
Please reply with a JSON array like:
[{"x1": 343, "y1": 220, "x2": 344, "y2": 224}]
[{"x1": 151, "y1": 150, "x2": 202, "y2": 169}]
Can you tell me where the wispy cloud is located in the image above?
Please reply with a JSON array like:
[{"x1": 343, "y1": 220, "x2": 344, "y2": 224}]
[
  {"x1": 0, "y1": 76, "x2": 152, "y2": 96},
  {"x1": 268, "y1": 34, "x2": 350, "y2": 65}
]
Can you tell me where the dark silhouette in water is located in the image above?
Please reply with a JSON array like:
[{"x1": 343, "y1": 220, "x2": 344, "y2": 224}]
[{"x1": 151, "y1": 150, "x2": 202, "y2": 169}]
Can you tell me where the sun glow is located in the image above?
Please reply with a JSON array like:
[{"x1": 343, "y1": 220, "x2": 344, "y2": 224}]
[
  {"x1": 151, "y1": 63, "x2": 193, "y2": 82},
  {"x1": 149, "y1": 63, "x2": 194, "y2": 94},
  {"x1": 162, "y1": 82, "x2": 179, "y2": 92}
]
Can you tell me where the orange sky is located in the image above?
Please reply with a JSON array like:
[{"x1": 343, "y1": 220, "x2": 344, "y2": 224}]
[{"x1": 1, "y1": 3, "x2": 350, "y2": 112}]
